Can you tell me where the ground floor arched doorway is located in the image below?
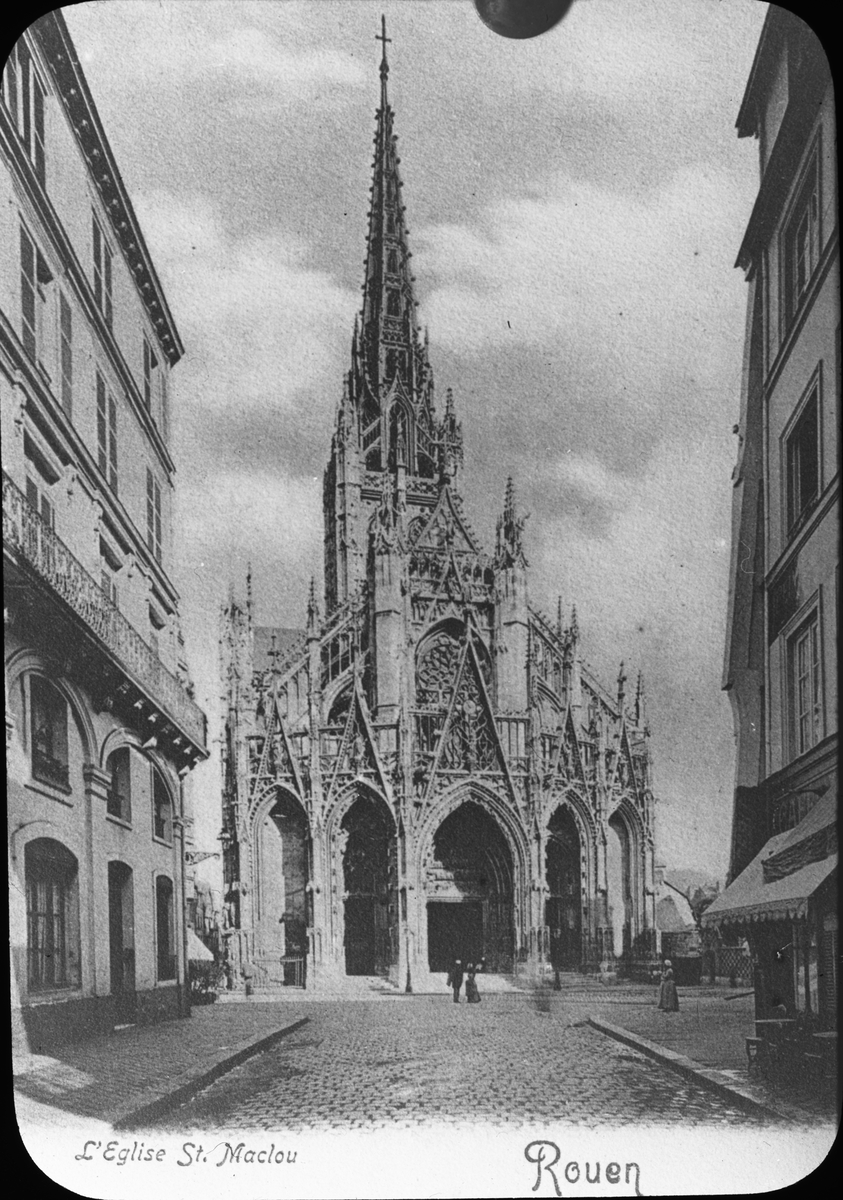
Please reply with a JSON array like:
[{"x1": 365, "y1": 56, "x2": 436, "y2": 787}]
[
  {"x1": 425, "y1": 801, "x2": 514, "y2": 973},
  {"x1": 607, "y1": 813, "x2": 632, "y2": 960},
  {"x1": 545, "y1": 806, "x2": 582, "y2": 970},
  {"x1": 255, "y1": 790, "x2": 309, "y2": 984},
  {"x1": 341, "y1": 793, "x2": 397, "y2": 976}
]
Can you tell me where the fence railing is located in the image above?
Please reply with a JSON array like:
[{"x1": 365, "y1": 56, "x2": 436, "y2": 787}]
[{"x1": 3, "y1": 471, "x2": 206, "y2": 751}]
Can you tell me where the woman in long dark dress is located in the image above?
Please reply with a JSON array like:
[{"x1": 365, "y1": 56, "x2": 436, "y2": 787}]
[
  {"x1": 657, "y1": 959, "x2": 679, "y2": 1011},
  {"x1": 465, "y1": 963, "x2": 481, "y2": 1004}
]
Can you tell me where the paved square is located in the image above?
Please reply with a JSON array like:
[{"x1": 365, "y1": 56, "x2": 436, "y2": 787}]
[{"x1": 154, "y1": 994, "x2": 764, "y2": 1132}]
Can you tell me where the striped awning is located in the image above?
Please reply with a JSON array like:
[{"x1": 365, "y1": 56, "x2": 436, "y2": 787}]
[{"x1": 703, "y1": 794, "x2": 837, "y2": 929}]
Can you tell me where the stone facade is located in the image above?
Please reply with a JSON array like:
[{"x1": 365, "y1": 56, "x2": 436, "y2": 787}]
[
  {"x1": 3, "y1": 13, "x2": 207, "y2": 1050},
  {"x1": 220, "y1": 28, "x2": 656, "y2": 992}
]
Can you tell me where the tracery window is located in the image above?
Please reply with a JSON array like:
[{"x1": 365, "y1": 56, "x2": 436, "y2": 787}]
[{"x1": 416, "y1": 629, "x2": 462, "y2": 710}]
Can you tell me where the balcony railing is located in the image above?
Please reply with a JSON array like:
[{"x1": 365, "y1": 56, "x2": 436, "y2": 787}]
[{"x1": 3, "y1": 471, "x2": 206, "y2": 752}]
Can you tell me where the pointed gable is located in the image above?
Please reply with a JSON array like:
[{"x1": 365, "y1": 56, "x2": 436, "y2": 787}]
[
  {"x1": 412, "y1": 485, "x2": 479, "y2": 556},
  {"x1": 429, "y1": 639, "x2": 509, "y2": 783},
  {"x1": 327, "y1": 677, "x2": 391, "y2": 800},
  {"x1": 550, "y1": 703, "x2": 586, "y2": 787}
]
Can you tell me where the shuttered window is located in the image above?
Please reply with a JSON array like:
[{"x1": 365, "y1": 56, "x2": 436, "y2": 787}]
[
  {"x1": 96, "y1": 374, "x2": 118, "y2": 493},
  {"x1": 146, "y1": 468, "x2": 162, "y2": 564},
  {"x1": 59, "y1": 293, "x2": 72, "y2": 414}
]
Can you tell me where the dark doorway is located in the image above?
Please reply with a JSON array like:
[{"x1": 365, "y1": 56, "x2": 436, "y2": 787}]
[
  {"x1": 427, "y1": 901, "x2": 484, "y2": 972},
  {"x1": 108, "y1": 861, "x2": 135, "y2": 1022},
  {"x1": 342, "y1": 793, "x2": 396, "y2": 977},
  {"x1": 426, "y1": 802, "x2": 514, "y2": 972},
  {"x1": 546, "y1": 806, "x2": 582, "y2": 970}
]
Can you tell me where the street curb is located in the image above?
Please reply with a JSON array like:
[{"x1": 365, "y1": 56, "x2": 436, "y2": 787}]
[
  {"x1": 587, "y1": 1016, "x2": 807, "y2": 1124},
  {"x1": 113, "y1": 1016, "x2": 310, "y2": 1130}
]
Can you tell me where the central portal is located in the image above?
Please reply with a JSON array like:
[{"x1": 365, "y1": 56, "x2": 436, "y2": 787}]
[{"x1": 425, "y1": 801, "x2": 514, "y2": 973}]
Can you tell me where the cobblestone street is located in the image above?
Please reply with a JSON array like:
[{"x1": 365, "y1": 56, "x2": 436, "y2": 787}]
[{"x1": 154, "y1": 993, "x2": 763, "y2": 1132}]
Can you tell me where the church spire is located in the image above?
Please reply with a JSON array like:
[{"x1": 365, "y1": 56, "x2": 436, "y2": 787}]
[{"x1": 358, "y1": 15, "x2": 420, "y2": 409}]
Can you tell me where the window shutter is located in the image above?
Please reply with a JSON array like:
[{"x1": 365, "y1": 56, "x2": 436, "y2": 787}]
[
  {"x1": 59, "y1": 293, "x2": 72, "y2": 414},
  {"x1": 146, "y1": 468, "x2": 154, "y2": 552},
  {"x1": 96, "y1": 375, "x2": 107, "y2": 476},
  {"x1": 20, "y1": 226, "x2": 36, "y2": 360},
  {"x1": 108, "y1": 393, "x2": 118, "y2": 491},
  {"x1": 92, "y1": 217, "x2": 102, "y2": 307},
  {"x1": 155, "y1": 479, "x2": 162, "y2": 563},
  {"x1": 104, "y1": 245, "x2": 113, "y2": 327},
  {"x1": 32, "y1": 75, "x2": 45, "y2": 184}
]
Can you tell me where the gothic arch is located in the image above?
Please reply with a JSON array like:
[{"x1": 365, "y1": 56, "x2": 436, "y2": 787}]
[
  {"x1": 324, "y1": 778, "x2": 395, "y2": 848},
  {"x1": 415, "y1": 616, "x2": 465, "y2": 657},
  {"x1": 249, "y1": 781, "x2": 310, "y2": 840},
  {"x1": 415, "y1": 780, "x2": 529, "y2": 882}
]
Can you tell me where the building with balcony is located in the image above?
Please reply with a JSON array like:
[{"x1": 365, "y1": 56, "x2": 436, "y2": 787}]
[
  {"x1": 2, "y1": 12, "x2": 207, "y2": 1049},
  {"x1": 706, "y1": 9, "x2": 837, "y2": 1029},
  {"x1": 219, "y1": 26, "x2": 657, "y2": 994}
]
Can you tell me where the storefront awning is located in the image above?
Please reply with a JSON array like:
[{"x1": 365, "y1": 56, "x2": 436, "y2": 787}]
[
  {"x1": 188, "y1": 929, "x2": 215, "y2": 961},
  {"x1": 703, "y1": 794, "x2": 837, "y2": 929}
]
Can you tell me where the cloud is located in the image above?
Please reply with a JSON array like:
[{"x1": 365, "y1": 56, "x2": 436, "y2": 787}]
[
  {"x1": 134, "y1": 192, "x2": 358, "y2": 415},
  {"x1": 69, "y1": 1, "x2": 365, "y2": 98},
  {"x1": 416, "y1": 164, "x2": 750, "y2": 404}
]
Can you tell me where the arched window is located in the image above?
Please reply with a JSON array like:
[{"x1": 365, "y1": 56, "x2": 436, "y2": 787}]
[
  {"x1": 386, "y1": 288, "x2": 400, "y2": 317},
  {"x1": 106, "y1": 746, "x2": 132, "y2": 822},
  {"x1": 29, "y1": 675, "x2": 68, "y2": 789},
  {"x1": 25, "y1": 839, "x2": 79, "y2": 990},
  {"x1": 152, "y1": 768, "x2": 173, "y2": 842},
  {"x1": 387, "y1": 249, "x2": 398, "y2": 275},
  {"x1": 155, "y1": 875, "x2": 175, "y2": 981}
]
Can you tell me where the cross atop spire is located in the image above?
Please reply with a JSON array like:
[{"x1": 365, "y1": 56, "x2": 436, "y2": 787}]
[{"x1": 376, "y1": 13, "x2": 391, "y2": 79}]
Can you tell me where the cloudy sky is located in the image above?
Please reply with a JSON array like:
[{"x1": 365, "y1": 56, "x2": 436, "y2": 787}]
[{"x1": 64, "y1": 0, "x2": 768, "y2": 881}]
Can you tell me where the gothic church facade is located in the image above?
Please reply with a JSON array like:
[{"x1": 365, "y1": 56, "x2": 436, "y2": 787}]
[{"x1": 220, "y1": 30, "x2": 656, "y2": 991}]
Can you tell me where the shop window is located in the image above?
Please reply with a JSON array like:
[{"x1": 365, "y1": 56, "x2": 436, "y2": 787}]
[
  {"x1": 155, "y1": 875, "x2": 175, "y2": 981},
  {"x1": 29, "y1": 675, "x2": 69, "y2": 790},
  {"x1": 25, "y1": 839, "x2": 79, "y2": 990},
  {"x1": 106, "y1": 746, "x2": 131, "y2": 822}
]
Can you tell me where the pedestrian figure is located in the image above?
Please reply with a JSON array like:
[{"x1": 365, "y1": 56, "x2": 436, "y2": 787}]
[
  {"x1": 657, "y1": 959, "x2": 679, "y2": 1012},
  {"x1": 465, "y1": 963, "x2": 481, "y2": 1004},
  {"x1": 447, "y1": 958, "x2": 464, "y2": 1003}
]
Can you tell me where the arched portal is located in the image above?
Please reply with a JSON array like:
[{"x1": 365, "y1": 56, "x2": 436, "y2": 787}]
[
  {"x1": 607, "y1": 814, "x2": 632, "y2": 961},
  {"x1": 341, "y1": 793, "x2": 396, "y2": 976},
  {"x1": 425, "y1": 802, "x2": 514, "y2": 973},
  {"x1": 546, "y1": 806, "x2": 582, "y2": 970},
  {"x1": 255, "y1": 790, "x2": 309, "y2": 983}
]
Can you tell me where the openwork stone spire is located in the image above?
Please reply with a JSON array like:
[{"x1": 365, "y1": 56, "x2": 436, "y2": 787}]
[{"x1": 358, "y1": 15, "x2": 421, "y2": 406}]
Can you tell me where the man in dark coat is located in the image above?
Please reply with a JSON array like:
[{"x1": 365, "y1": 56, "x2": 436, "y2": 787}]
[{"x1": 449, "y1": 958, "x2": 465, "y2": 1003}]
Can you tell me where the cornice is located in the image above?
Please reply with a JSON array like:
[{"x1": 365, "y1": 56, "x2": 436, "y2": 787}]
[{"x1": 29, "y1": 12, "x2": 184, "y2": 367}]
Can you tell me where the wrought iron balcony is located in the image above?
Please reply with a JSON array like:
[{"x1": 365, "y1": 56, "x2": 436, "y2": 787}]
[{"x1": 3, "y1": 470, "x2": 206, "y2": 754}]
